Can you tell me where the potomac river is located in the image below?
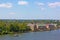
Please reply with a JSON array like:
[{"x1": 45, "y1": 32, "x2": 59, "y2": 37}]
[{"x1": 0, "y1": 29, "x2": 60, "y2": 40}]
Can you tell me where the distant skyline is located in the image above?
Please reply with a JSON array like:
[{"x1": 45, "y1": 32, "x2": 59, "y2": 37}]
[{"x1": 0, "y1": 0, "x2": 60, "y2": 20}]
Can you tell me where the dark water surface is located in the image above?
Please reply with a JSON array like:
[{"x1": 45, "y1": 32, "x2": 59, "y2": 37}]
[{"x1": 0, "y1": 30, "x2": 60, "y2": 40}]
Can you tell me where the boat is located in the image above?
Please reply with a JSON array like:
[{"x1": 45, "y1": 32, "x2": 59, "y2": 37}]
[{"x1": 14, "y1": 34, "x2": 19, "y2": 37}]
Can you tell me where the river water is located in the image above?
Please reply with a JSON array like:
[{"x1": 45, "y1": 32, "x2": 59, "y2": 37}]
[{"x1": 0, "y1": 30, "x2": 60, "y2": 40}]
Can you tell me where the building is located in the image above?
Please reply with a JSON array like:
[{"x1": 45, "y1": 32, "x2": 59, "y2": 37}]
[
  {"x1": 27, "y1": 23, "x2": 36, "y2": 31},
  {"x1": 36, "y1": 24, "x2": 47, "y2": 31},
  {"x1": 48, "y1": 24, "x2": 57, "y2": 30},
  {"x1": 27, "y1": 23, "x2": 57, "y2": 31}
]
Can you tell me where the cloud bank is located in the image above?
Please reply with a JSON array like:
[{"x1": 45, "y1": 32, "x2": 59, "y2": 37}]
[
  {"x1": 0, "y1": 3, "x2": 12, "y2": 8},
  {"x1": 9, "y1": 12, "x2": 16, "y2": 15},
  {"x1": 48, "y1": 2, "x2": 60, "y2": 8}
]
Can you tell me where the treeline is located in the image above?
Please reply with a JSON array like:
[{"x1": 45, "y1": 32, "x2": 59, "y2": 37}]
[
  {"x1": 0, "y1": 20, "x2": 60, "y2": 35},
  {"x1": 0, "y1": 21, "x2": 31, "y2": 35}
]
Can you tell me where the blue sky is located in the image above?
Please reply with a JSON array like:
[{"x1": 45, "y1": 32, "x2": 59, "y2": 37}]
[{"x1": 0, "y1": 0, "x2": 60, "y2": 20}]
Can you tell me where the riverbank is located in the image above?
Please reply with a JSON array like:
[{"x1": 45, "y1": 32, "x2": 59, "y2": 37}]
[
  {"x1": 0, "y1": 20, "x2": 60, "y2": 35},
  {"x1": 0, "y1": 28, "x2": 60, "y2": 35},
  {"x1": 0, "y1": 29, "x2": 60, "y2": 40}
]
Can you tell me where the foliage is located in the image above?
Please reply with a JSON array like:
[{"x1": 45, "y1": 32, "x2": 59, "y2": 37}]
[{"x1": 0, "y1": 20, "x2": 31, "y2": 34}]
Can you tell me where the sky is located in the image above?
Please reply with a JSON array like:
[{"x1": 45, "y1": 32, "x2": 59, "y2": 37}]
[{"x1": 0, "y1": 0, "x2": 60, "y2": 20}]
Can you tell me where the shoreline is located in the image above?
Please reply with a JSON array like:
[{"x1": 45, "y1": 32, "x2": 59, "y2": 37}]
[{"x1": 0, "y1": 29, "x2": 60, "y2": 35}]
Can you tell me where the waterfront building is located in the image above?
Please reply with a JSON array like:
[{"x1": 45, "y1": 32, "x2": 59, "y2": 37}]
[{"x1": 27, "y1": 23, "x2": 57, "y2": 31}]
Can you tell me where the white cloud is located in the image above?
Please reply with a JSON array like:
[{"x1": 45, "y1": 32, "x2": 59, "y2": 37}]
[
  {"x1": 36, "y1": 2, "x2": 45, "y2": 6},
  {"x1": 9, "y1": 12, "x2": 16, "y2": 15},
  {"x1": 0, "y1": 3, "x2": 12, "y2": 8},
  {"x1": 48, "y1": 2, "x2": 60, "y2": 8},
  {"x1": 36, "y1": 2, "x2": 45, "y2": 10},
  {"x1": 18, "y1": 1, "x2": 28, "y2": 5},
  {"x1": 41, "y1": 7, "x2": 45, "y2": 11}
]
